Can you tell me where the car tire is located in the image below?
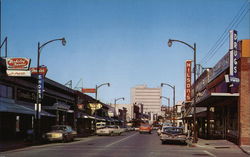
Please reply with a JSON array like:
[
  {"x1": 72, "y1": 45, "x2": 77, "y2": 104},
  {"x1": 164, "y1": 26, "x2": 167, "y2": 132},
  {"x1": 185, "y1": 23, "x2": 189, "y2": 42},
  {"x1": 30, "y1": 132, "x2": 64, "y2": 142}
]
[
  {"x1": 110, "y1": 132, "x2": 114, "y2": 136},
  {"x1": 161, "y1": 141, "x2": 165, "y2": 144}
]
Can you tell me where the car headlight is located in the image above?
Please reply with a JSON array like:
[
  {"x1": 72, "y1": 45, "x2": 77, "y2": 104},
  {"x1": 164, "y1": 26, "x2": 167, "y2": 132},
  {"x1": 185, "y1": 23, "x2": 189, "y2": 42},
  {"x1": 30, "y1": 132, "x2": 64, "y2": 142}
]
[{"x1": 53, "y1": 133, "x2": 63, "y2": 138}]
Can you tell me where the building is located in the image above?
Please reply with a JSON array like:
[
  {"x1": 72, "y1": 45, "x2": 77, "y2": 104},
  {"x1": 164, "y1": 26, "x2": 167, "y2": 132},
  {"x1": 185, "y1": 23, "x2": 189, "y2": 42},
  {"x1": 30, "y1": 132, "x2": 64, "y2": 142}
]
[
  {"x1": 131, "y1": 85, "x2": 162, "y2": 121},
  {"x1": 182, "y1": 33, "x2": 250, "y2": 146},
  {"x1": 111, "y1": 103, "x2": 132, "y2": 122}
]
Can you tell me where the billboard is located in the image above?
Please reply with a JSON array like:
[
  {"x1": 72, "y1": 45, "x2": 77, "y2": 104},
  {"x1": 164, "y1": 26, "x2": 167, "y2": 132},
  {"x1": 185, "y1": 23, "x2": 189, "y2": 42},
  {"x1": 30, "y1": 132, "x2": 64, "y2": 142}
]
[{"x1": 185, "y1": 60, "x2": 192, "y2": 102}]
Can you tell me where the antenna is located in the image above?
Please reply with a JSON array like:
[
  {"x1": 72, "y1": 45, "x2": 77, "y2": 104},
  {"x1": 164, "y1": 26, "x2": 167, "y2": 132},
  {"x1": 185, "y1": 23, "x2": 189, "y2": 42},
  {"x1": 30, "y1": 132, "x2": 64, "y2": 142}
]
[
  {"x1": 74, "y1": 78, "x2": 83, "y2": 91},
  {"x1": 64, "y1": 80, "x2": 72, "y2": 89}
]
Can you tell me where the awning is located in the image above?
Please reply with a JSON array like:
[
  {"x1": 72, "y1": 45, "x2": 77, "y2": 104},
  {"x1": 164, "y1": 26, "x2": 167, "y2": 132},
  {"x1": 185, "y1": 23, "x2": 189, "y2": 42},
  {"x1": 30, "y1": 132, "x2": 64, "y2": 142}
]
[
  {"x1": 0, "y1": 99, "x2": 55, "y2": 117},
  {"x1": 195, "y1": 92, "x2": 239, "y2": 107}
]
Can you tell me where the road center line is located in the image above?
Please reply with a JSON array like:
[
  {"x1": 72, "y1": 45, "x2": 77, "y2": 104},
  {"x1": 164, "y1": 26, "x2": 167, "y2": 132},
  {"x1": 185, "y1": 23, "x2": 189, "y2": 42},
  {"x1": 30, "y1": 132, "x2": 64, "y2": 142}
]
[
  {"x1": 203, "y1": 150, "x2": 216, "y2": 157},
  {"x1": 105, "y1": 132, "x2": 138, "y2": 148}
]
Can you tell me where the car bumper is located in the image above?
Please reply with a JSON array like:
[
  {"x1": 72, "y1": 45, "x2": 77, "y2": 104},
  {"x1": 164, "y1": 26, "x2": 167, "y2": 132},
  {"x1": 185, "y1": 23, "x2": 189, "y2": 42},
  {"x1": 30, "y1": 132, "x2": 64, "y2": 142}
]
[
  {"x1": 46, "y1": 137, "x2": 64, "y2": 141},
  {"x1": 160, "y1": 137, "x2": 186, "y2": 142},
  {"x1": 139, "y1": 130, "x2": 151, "y2": 133}
]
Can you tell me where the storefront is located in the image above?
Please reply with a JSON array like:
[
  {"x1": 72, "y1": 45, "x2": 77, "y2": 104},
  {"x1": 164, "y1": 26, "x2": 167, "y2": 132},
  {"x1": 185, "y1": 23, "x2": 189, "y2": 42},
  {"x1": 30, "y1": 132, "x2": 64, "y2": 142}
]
[{"x1": 185, "y1": 38, "x2": 250, "y2": 145}]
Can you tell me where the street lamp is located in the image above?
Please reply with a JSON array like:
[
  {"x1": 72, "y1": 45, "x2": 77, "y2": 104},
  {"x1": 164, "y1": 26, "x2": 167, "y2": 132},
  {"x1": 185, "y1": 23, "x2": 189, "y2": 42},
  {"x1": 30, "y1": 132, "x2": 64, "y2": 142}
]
[
  {"x1": 161, "y1": 83, "x2": 175, "y2": 124},
  {"x1": 114, "y1": 97, "x2": 125, "y2": 116},
  {"x1": 35, "y1": 37, "x2": 66, "y2": 143},
  {"x1": 167, "y1": 39, "x2": 197, "y2": 143},
  {"x1": 160, "y1": 96, "x2": 170, "y2": 121},
  {"x1": 94, "y1": 83, "x2": 110, "y2": 131}
]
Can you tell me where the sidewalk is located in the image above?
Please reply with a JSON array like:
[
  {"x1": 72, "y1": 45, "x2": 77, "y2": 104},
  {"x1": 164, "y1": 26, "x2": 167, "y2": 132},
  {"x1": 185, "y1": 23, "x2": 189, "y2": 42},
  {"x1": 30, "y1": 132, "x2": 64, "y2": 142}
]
[
  {"x1": 186, "y1": 138, "x2": 250, "y2": 155},
  {"x1": 0, "y1": 140, "x2": 32, "y2": 152},
  {"x1": 0, "y1": 134, "x2": 97, "y2": 153}
]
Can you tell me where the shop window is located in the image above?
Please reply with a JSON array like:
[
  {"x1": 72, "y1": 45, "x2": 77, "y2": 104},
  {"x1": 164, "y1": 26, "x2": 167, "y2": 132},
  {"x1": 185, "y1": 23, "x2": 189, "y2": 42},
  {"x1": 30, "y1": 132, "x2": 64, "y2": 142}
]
[{"x1": 0, "y1": 84, "x2": 13, "y2": 99}]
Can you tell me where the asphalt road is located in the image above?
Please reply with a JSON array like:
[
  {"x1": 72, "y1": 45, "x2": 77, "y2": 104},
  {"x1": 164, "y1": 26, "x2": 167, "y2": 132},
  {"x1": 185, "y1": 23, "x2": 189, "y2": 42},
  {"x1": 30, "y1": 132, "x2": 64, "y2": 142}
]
[{"x1": 0, "y1": 131, "x2": 248, "y2": 157}]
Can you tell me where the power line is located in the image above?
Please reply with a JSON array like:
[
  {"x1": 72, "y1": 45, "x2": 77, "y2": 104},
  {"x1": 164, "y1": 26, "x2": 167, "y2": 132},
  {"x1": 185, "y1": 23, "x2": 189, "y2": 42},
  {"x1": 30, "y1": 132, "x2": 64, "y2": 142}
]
[{"x1": 200, "y1": 0, "x2": 249, "y2": 65}]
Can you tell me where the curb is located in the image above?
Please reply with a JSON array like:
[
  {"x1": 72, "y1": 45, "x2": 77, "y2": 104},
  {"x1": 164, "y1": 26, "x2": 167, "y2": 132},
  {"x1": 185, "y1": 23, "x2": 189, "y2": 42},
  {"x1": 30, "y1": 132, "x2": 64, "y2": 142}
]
[{"x1": 239, "y1": 146, "x2": 250, "y2": 155}]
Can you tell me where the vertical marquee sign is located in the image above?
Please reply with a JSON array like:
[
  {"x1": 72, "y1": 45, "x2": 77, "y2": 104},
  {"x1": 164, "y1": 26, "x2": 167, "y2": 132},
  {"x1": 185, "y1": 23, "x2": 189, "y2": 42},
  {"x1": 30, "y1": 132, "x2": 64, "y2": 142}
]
[
  {"x1": 229, "y1": 30, "x2": 240, "y2": 83},
  {"x1": 185, "y1": 60, "x2": 192, "y2": 101}
]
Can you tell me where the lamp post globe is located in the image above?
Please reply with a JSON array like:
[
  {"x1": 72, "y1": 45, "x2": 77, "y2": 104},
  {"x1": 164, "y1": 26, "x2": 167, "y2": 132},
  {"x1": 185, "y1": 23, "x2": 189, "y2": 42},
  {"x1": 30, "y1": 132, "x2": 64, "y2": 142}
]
[{"x1": 168, "y1": 39, "x2": 172, "y2": 47}]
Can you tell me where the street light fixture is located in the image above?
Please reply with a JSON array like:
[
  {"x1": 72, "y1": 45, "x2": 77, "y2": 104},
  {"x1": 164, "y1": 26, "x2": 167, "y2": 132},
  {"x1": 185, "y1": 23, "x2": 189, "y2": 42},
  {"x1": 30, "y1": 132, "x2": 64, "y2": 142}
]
[
  {"x1": 114, "y1": 97, "x2": 125, "y2": 116},
  {"x1": 35, "y1": 37, "x2": 66, "y2": 143},
  {"x1": 161, "y1": 83, "x2": 176, "y2": 124},
  {"x1": 160, "y1": 96, "x2": 170, "y2": 121},
  {"x1": 167, "y1": 38, "x2": 197, "y2": 143},
  {"x1": 94, "y1": 83, "x2": 111, "y2": 131}
]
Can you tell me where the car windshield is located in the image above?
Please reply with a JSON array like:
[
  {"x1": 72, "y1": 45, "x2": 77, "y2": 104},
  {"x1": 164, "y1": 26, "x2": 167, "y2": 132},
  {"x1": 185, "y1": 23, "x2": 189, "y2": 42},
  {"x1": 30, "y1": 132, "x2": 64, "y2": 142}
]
[
  {"x1": 163, "y1": 127, "x2": 183, "y2": 134},
  {"x1": 140, "y1": 124, "x2": 150, "y2": 127},
  {"x1": 107, "y1": 125, "x2": 117, "y2": 128},
  {"x1": 51, "y1": 126, "x2": 67, "y2": 131}
]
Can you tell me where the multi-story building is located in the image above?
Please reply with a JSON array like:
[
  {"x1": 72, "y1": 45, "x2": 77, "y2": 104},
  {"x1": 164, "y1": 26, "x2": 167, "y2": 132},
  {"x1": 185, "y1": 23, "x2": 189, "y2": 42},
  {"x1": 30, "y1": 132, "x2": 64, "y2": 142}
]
[{"x1": 131, "y1": 85, "x2": 162, "y2": 121}]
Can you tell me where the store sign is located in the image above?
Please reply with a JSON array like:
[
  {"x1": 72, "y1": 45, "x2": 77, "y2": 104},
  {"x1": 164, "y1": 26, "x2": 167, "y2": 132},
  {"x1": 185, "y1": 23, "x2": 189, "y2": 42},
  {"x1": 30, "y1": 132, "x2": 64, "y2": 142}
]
[
  {"x1": 185, "y1": 60, "x2": 192, "y2": 101},
  {"x1": 6, "y1": 70, "x2": 31, "y2": 77},
  {"x1": 82, "y1": 88, "x2": 96, "y2": 93},
  {"x1": 30, "y1": 66, "x2": 48, "y2": 76},
  {"x1": 6, "y1": 58, "x2": 30, "y2": 70},
  {"x1": 210, "y1": 52, "x2": 229, "y2": 82},
  {"x1": 37, "y1": 74, "x2": 44, "y2": 99},
  {"x1": 229, "y1": 30, "x2": 240, "y2": 82}
]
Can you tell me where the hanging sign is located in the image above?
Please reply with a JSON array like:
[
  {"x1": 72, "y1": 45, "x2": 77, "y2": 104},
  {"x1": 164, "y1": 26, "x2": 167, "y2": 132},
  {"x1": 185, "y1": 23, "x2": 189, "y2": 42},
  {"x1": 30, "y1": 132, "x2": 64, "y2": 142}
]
[
  {"x1": 229, "y1": 30, "x2": 240, "y2": 83},
  {"x1": 185, "y1": 60, "x2": 192, "y2": 101}
]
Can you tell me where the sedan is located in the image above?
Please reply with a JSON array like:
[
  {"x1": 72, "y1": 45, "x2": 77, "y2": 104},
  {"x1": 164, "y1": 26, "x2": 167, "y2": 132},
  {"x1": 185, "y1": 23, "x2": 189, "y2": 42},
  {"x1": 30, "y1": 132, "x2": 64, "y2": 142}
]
[
  {"x1": 139, "y1": 123, "x2": 152, "y2": 134},
  {"x1": 160, "y1": 126, "x2": 187, "y2": 144},
  {"x1": 44, "y1": 125, "x2": 77, "y2": 142}
]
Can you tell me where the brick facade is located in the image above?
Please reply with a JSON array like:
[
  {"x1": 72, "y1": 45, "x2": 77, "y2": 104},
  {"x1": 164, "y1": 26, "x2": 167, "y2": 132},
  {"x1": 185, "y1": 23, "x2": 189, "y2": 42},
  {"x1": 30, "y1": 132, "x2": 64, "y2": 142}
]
[{"x1": 239, "y1": 40, "x2": 250, "y2": 145}]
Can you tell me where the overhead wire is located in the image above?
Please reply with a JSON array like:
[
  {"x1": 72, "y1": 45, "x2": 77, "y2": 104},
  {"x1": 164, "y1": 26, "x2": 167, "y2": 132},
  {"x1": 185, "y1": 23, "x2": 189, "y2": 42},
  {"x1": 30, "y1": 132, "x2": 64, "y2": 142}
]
[{"x1": 200, "y1": 0, "x2": 249, "y2": 65}]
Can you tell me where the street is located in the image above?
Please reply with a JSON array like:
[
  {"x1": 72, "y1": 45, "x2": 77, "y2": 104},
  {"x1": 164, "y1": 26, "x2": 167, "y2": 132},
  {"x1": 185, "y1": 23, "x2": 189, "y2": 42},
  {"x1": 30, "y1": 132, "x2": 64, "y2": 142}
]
[{"x1": 1, "y1": 131, "x2": 248, "y2": 157}]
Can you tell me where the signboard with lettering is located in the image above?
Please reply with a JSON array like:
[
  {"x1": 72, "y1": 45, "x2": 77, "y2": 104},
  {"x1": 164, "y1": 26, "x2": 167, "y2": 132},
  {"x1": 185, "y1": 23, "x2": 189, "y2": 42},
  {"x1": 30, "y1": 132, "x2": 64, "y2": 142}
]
[
  {"x1": 37, "y1": 74, "x2": 44, "y2": 99},
  {"x1": 82, "y1": 88, "x2": 96, "y2": 93},
  {"x1": 30, "y1": 66, "x2": 48, "y2": 76},
  {"x1": 229, "y1": 30, "x2": 240, "y2": 83},
  {"x1": 6, "y1": 70, "x2": 31, "y2": 77},
  {"x1": 6, "y1": 58, "x2": 31, "y2": 70},
  {"x1": 185, "y1": 60, "x2": 192, "y2": 101}
]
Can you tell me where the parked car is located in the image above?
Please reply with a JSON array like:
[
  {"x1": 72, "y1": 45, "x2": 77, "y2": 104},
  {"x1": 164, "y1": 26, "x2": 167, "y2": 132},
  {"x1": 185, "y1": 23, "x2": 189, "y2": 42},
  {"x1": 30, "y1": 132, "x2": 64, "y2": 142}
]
[
  {"x1": 43, "y1": 125, "x2": 77, "y2": 142},
  {"x1": 96, "y1": 125, "x2": 123, "y2": 136},
  {"x1": 157, "y1": 126, "x2": 172, "y2": 136},
  {"x1": 139, "y1": 123, "x2": 152, "y2": 134},
  {"x1": 160, "y1": 126, "x2": 187, "y2": 144}
]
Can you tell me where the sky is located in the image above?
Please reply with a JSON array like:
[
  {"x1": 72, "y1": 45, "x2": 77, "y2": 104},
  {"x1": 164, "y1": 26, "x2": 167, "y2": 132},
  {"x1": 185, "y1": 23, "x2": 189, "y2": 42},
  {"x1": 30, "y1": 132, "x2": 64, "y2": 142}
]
[{"x1": 2, "y1": 0, "x2": 250, "y2": 105}]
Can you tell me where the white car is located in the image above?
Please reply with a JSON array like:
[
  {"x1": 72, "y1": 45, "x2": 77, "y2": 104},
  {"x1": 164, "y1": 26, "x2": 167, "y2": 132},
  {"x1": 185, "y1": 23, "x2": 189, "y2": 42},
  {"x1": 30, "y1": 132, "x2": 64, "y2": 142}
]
[{"x1": 96, "y1": 125, "x2": 123, "y2": 136}]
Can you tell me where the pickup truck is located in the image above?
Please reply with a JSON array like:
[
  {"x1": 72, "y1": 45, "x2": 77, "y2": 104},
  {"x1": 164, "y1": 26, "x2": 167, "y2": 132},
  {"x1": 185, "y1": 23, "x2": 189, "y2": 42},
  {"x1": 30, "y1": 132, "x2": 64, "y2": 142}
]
[{"x1": 96, "y1": 125, "x2": 123, "y2": 136}]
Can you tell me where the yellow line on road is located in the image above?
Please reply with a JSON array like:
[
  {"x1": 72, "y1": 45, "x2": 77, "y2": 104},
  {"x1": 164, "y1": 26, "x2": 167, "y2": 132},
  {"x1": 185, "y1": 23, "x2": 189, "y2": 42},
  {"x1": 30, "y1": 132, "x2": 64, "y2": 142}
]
[{"x1": 105, "y1": 132, "x2": 138, "y2": 148}]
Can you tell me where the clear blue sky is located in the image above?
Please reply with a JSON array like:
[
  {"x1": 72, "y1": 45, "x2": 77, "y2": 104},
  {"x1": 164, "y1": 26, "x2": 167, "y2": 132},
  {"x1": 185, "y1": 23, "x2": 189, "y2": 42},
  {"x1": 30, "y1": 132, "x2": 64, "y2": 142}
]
[{"x1": 2, "y1": 0, "x2": 250, "y2": 105}]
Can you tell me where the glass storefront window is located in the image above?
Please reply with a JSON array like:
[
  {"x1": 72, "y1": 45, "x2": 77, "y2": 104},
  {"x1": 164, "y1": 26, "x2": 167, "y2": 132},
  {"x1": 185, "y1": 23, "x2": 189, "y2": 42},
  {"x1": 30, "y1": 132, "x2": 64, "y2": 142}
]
[{"x1": 0, "y1": 84, "x2": 13, "y2": 99}]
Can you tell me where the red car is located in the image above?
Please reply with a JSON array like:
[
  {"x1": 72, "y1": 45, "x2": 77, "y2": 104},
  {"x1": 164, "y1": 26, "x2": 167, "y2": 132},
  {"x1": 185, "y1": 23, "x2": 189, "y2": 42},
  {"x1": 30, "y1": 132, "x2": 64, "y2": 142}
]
[{"x1": 139, "y1": 123, "x2": 152, "y2": 134}]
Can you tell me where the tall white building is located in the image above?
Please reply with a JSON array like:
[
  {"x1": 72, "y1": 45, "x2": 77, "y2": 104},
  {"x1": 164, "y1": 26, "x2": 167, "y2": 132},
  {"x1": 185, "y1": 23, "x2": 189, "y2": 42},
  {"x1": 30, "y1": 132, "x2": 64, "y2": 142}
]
[{"x1": 131, "y1": 85, "x2": 162, "y2": 119}]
